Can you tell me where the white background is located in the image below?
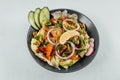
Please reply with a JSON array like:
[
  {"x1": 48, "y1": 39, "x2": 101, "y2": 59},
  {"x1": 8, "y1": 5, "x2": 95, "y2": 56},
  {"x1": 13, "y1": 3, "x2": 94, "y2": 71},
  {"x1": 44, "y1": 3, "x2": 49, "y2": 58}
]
[{"x1": 0, "y1": 0, "x2": 120, "y2": 80}]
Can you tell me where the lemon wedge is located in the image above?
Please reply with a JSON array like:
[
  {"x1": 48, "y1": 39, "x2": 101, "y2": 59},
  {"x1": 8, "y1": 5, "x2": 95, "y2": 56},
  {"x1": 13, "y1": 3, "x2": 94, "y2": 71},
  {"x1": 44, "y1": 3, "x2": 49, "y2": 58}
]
[{"x1": 59, "y1": 30, "x2": 80, "y2": 44}]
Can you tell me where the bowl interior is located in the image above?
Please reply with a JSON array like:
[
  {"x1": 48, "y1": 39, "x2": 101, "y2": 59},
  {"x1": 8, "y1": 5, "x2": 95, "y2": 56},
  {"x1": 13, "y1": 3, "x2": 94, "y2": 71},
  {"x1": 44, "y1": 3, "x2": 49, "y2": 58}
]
[{"x1": 27, "y1": 9, "x2": 99, "y2": 73}]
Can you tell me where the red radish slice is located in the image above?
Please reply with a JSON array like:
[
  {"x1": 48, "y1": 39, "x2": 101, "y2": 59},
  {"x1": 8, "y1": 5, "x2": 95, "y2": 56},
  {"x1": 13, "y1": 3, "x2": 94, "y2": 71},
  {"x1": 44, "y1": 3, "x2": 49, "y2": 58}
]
[
  {"x1": 89, "y1": 38, "x2": 94, "y2": 47},
  {"x1": 90, "y1": 42, "x2": 94, "y2": 48},
  {"x1": 86, "y1": 38, "x2": 94, "y2": 56},
  {"x1": 85, "y1": 46, "x2": 94, "y2": 56}
]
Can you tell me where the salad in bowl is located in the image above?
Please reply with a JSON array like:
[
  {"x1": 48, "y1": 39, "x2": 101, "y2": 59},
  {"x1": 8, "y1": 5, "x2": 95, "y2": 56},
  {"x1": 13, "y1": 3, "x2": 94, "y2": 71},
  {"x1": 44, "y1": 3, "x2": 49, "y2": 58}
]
[{"x1": 28, "y1": 7, "x2": 96, "y2": 70}]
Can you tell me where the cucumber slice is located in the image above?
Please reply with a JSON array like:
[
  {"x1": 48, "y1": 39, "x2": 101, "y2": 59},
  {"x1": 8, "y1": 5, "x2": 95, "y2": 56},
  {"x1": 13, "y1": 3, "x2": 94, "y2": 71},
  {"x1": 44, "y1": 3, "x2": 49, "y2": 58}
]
[
  {"x1": 34, "y1": 8, "x2": 41, "y2": 28},
  {"x1": 28, "y1": 11, "x2": 39, "y2": 30},
  {"x1": 40, "y1": 7, "x2": 50, "y2": 26}
]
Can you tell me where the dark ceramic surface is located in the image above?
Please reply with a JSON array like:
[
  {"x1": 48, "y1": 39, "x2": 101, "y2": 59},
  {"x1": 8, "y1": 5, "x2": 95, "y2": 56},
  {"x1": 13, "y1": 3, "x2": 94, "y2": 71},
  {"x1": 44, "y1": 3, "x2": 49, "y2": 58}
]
[{"x1": 27, "y1": 9, "x2": 99, "y2": 73}]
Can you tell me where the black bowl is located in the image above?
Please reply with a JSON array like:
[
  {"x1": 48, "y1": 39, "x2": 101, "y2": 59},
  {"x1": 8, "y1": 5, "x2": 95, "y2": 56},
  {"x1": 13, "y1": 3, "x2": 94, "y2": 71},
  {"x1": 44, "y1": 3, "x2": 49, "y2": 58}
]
[{"x1": 27, "y1": 9, "x2": 99, "y2": 73}]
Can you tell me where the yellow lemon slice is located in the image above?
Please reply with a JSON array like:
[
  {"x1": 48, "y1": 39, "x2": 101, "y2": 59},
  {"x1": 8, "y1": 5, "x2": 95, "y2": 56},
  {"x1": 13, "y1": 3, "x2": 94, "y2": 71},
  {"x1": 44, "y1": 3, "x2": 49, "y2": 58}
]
[{"x1": 59, "y1": 30, "x2": 80, "y2": 44}]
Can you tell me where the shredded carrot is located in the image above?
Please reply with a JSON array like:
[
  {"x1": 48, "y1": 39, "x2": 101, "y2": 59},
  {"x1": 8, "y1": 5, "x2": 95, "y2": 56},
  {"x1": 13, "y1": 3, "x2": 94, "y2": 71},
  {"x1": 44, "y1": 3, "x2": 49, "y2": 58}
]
[{"x1": 46, "y1": 43, "x2": 54, "y2": 60}]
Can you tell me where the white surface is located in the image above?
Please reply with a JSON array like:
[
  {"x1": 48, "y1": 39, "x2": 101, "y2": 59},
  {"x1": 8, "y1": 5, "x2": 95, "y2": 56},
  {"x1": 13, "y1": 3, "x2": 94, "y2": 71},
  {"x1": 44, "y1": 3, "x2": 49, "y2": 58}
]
[{"x1": 0, "y1": 0, "x2": 120, "y2": 80}]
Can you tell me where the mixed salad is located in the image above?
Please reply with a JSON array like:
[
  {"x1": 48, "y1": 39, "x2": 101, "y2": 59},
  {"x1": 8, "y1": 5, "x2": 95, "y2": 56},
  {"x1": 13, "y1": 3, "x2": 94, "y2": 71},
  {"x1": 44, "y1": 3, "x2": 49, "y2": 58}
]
[{"x1": 28, "y1": 7, "x2": 94, "y2": 69}]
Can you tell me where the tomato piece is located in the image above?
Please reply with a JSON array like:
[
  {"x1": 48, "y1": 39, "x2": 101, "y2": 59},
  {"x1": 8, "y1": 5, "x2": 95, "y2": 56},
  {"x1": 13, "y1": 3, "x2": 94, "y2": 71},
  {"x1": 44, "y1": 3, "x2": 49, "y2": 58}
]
[{"x1": 51, "y1": 18, "x2": 57, "y2": 24}]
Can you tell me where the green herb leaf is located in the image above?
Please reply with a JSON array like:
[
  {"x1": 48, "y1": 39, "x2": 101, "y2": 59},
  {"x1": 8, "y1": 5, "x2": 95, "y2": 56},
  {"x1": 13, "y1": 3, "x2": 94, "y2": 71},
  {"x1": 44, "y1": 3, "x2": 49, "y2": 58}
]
[
  {"x1": 44, "y1": 41, "x2": 49, "y2": 45},
  {"x1": 62, "y1": 51, "x2": 70, "y2": 57},
  {"x1": 39, "y1": 35, "x2": 43, "y2": 41},
  {"x1": 77, "y1": 48, "x2": 86, "y2": 53},
  {"x1": 45, "y1": 21, "x2": 52, "y2": 26},
  {"x1": 66, "y1": 43, "x2": 70, "y2": 51},
  {"x1": 66, "y1": 26, "x2": 74, "y2": 30},
  {"x1": 56, "y1": 44, "x2": 62, "y2": 51},
  {"x1": 79, "y1": 36, "x2": 85, "y2": 46},
  {"x1": 62, "y1": 53, "x2": 66, "y2": 57},
  {"x1": 35, "y1": 36, "x2": 40, "y2": 40},
  {"x1": 54, "y1": 23, "x2": 62, "y2": 28},
  {"x1": 62, "y1": 43, "x2": 72, "y2": 56},
  {"x1": 35, "y1": 34, "x2": 43, "y2": 41},
  {"x1": 80, "y1": 29, "x2": 86, "y2": 34},
  {"x1": 70, "y1": 37, "x2": 76, "y2": 44}
]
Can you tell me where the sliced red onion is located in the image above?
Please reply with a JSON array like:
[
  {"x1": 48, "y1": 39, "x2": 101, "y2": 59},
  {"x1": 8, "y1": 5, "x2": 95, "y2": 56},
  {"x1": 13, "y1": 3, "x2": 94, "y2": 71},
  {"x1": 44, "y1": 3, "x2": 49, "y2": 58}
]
[
  {"x1": 55, "y1": 42, "x2": 75, "y2": 60},
  {"x1": 47, "y1": 29, "x2": 56, "y2": 45},
  {"x1": 62, "y1": 19, "x2": 80, "y2": 31},
  {"x1": 75, "y1": 47, "x2": 83, "y2": 50}
]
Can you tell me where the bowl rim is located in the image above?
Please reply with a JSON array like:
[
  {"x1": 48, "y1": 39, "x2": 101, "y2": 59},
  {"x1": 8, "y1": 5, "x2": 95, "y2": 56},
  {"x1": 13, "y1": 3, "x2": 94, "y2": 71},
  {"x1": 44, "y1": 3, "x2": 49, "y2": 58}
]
[{"x1": 27, "y1": 8, "x2": 99, "y2": 73}]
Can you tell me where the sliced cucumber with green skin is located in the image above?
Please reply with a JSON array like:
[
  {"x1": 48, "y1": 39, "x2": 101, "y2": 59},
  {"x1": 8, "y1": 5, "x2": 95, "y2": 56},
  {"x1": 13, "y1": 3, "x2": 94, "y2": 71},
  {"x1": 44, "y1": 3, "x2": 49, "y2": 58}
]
[
  {"x1": 34, "y1": 8, "x2": 41, "y2": 28},
  {"x1": 28, "y1": 11, "x2": 39, "y2": 30},
  {"x1": 40, "y1": 7, "x2": 50, "y2": 26}
]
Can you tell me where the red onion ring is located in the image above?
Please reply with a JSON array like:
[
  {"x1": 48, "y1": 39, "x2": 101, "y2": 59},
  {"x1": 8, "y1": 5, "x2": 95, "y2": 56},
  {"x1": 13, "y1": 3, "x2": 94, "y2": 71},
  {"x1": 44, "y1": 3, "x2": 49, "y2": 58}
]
[
  {"x1": 62, "y1": 19, "x2": 80, "y2": 31},
  {"x1": 47, "y1": 29, "x2": 56, "y2": 45}
]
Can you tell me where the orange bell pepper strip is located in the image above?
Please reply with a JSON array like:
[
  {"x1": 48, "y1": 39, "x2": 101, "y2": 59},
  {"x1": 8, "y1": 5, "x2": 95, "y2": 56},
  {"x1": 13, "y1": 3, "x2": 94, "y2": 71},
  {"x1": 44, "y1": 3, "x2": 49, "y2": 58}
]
[{"x1": 46, "y1": 44, "x2": 54, "y2": 60}]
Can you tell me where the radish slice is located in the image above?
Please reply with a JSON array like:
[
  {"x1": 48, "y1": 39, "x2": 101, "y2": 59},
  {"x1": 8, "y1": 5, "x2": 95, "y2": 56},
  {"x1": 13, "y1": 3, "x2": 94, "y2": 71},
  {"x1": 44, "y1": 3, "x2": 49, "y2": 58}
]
[
  {"x1": 55, "y1": 42, "x2": 75, "y2": 60},
  {"x1": 85, "y1": 38, "x2": 94, "y2": 56},
  {"x1": 62, "y1": 19, "x2": 80, "y2": 31},
  {"x1": 85, "y1": 47, "x2": 94, "y2": 56},
  {"x1": 90, "y1": 42, "x2": 94, "y2": 48},
  {"x1": 90, "y1": 38, "x2": 94, "y2": 47}
]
